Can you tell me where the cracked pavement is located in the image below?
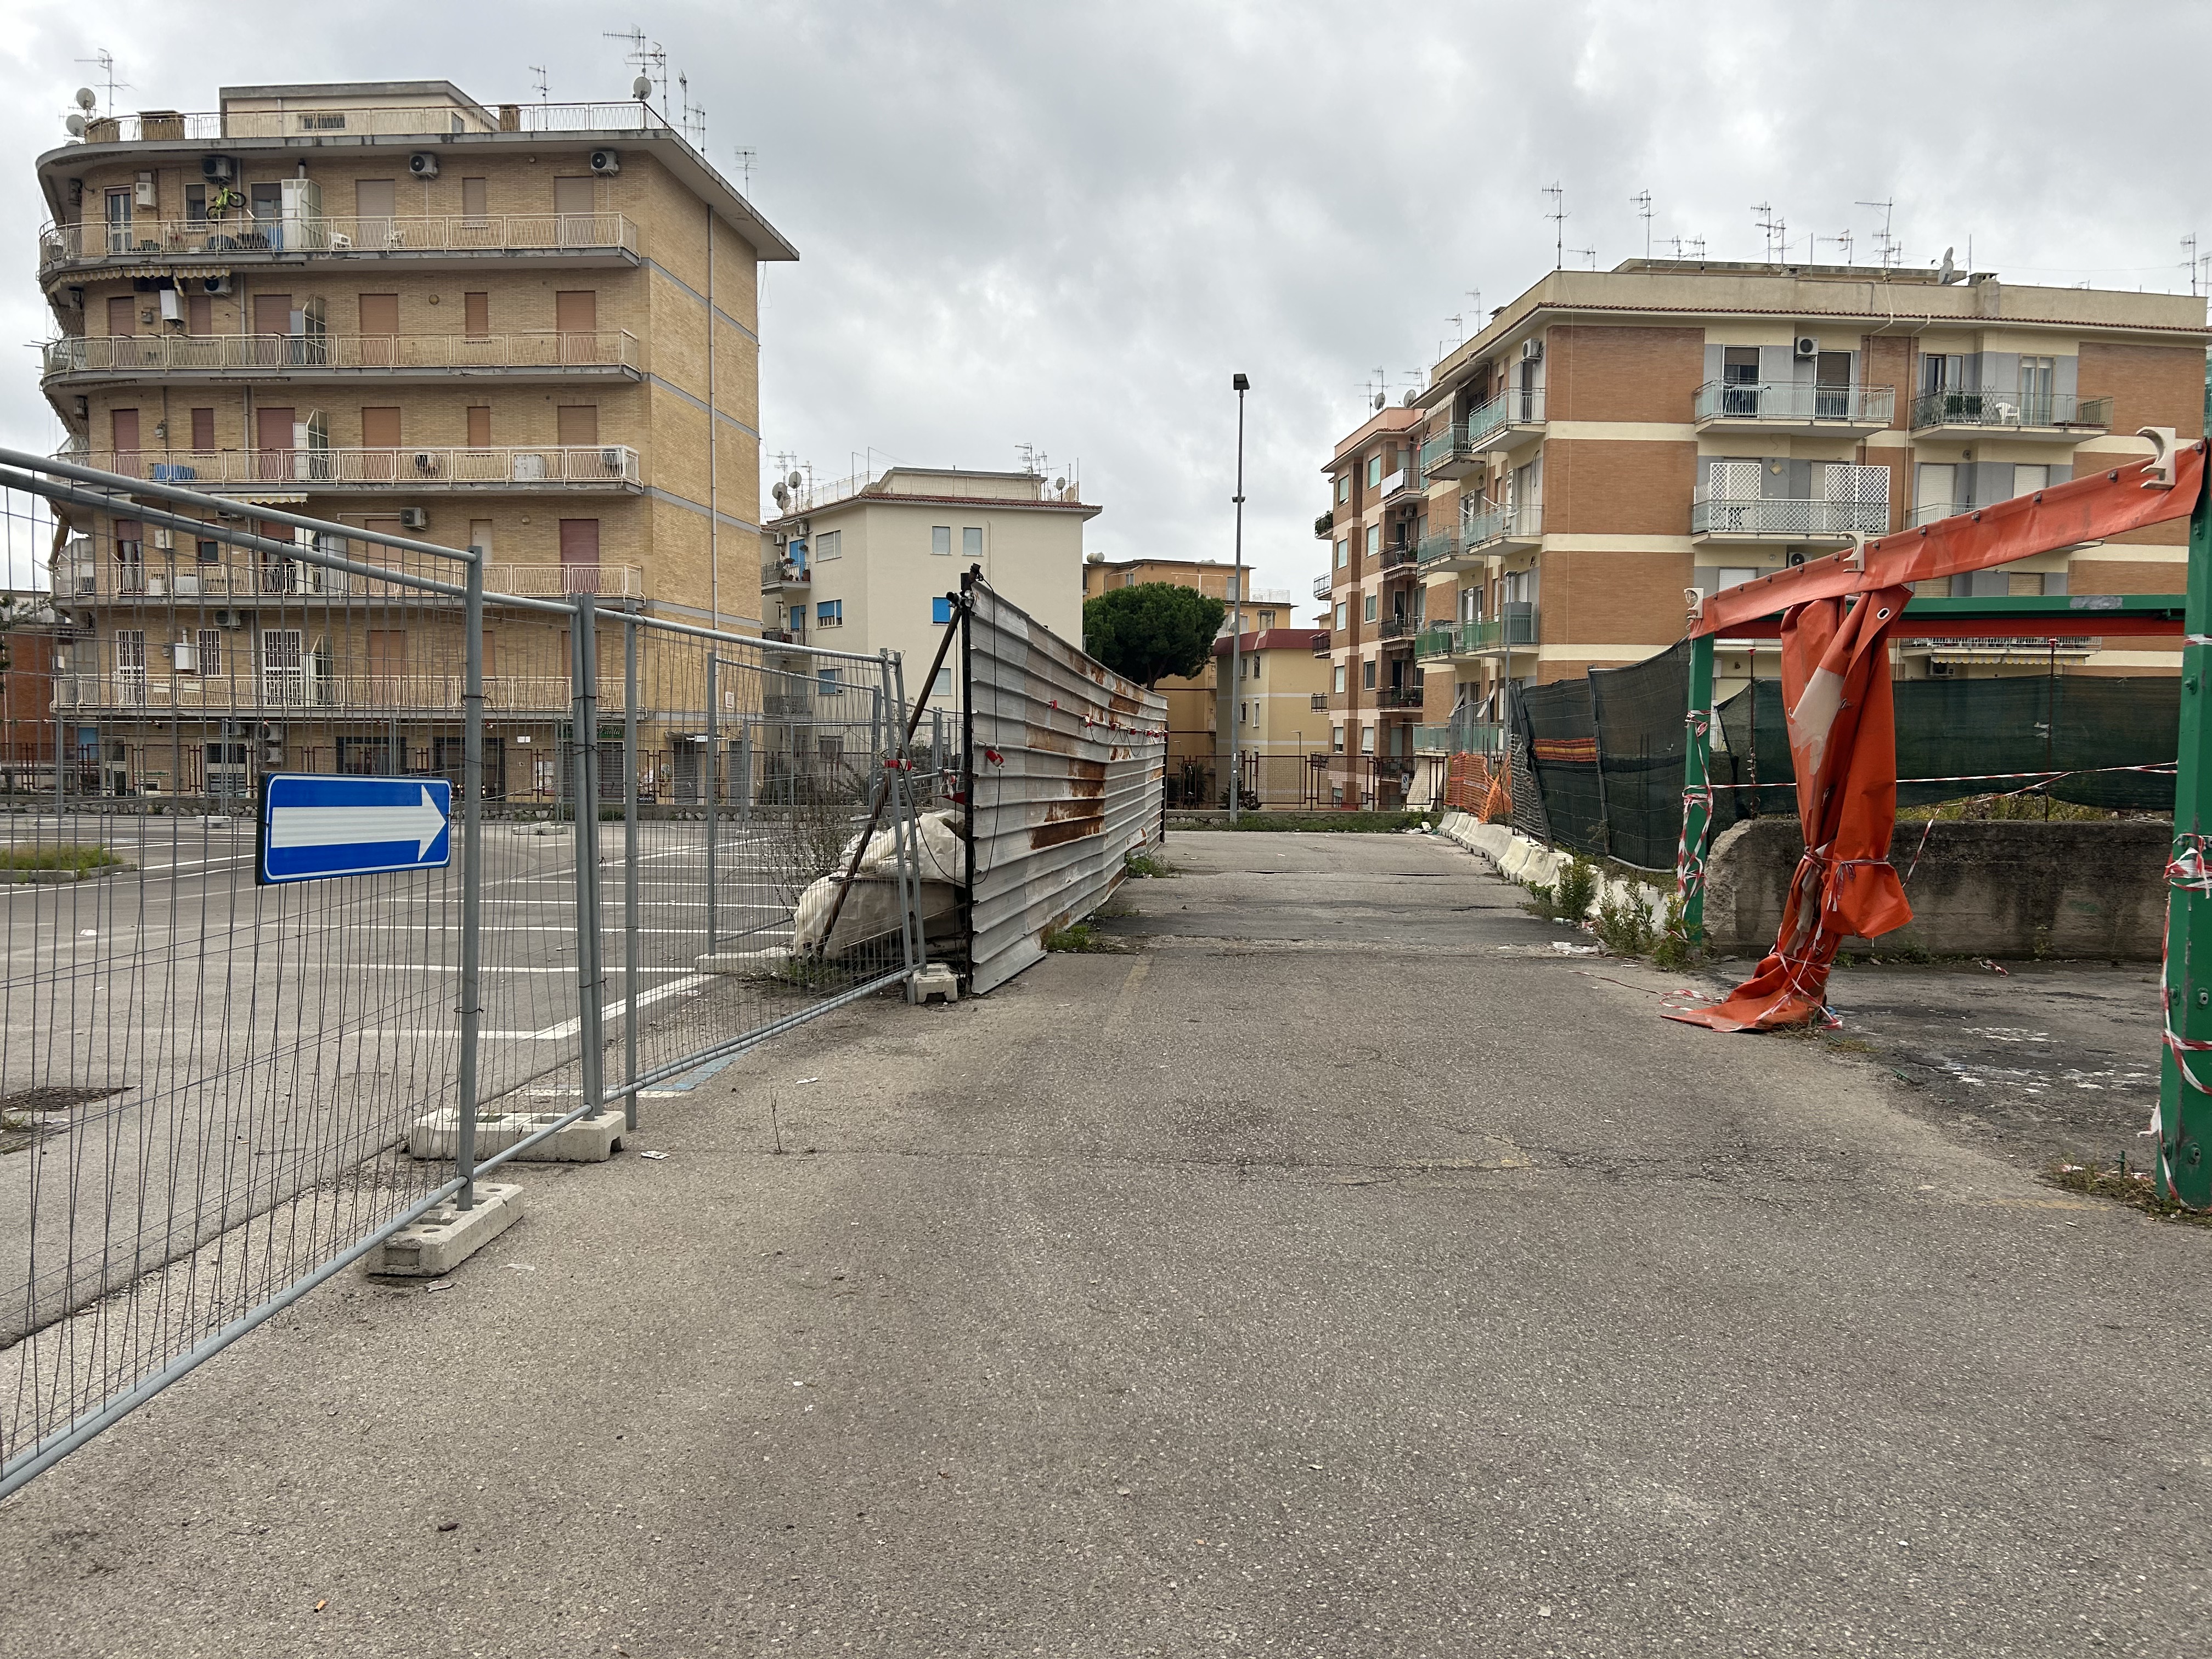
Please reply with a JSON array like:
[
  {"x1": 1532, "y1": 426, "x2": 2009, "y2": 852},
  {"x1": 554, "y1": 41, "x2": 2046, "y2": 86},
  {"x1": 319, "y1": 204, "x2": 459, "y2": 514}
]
[{"x1": 0, "y1": 829, "x2": 2205, "y2": 1657}]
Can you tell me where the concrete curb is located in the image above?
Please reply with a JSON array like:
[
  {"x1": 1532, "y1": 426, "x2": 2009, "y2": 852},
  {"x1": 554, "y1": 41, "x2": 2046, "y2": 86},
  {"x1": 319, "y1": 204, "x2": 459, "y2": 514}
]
[{"x1": 1436, "y1": 811, "x2": 1672, "y2": 927}]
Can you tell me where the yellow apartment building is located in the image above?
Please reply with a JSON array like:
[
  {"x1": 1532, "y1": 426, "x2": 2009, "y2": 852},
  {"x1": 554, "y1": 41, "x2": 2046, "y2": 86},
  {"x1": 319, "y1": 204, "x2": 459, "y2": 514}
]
[
  {"x1": 1212, "y1": 622, "x2": 1334, "y2": 807},
  {"x1": 36, "y1": 78, "x2": 793, "y2": 796}
]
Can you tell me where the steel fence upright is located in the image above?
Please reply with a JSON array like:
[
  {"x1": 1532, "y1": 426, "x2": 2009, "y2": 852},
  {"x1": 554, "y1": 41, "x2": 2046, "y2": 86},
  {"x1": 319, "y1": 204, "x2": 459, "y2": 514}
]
[
  {"x1": 455, "y1": 553, "x2": 487, "y2": 1208},
  {"x1": 622, "y1": 611, "x2": 640, "y2": 1130},
  {"x1": 888, "y1": 650, "x2": 923, "y2": 977},
  {"x1": 571, "y1": 594, "x2": 606, "y2": 1119},
  {"x1": 705, "y1": 654, "x2": 719, "y2": 955}
]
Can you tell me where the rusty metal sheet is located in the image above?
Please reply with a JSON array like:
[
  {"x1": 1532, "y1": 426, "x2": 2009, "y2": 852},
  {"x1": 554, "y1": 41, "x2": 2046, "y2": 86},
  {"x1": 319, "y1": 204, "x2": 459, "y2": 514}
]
[{"x1": 964, "y1": 574, "x2": 1165, "y2": 994}]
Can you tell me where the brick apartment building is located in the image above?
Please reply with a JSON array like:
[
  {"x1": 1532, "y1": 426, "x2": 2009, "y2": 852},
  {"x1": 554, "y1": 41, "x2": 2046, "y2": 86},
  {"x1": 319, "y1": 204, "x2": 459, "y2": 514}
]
[
  {"x1": 35, "y1": 78, "x2": 791, "y2": 795},
  {"x1": 1319, "y1": 261, "x2": 2208, "y2": 806}
]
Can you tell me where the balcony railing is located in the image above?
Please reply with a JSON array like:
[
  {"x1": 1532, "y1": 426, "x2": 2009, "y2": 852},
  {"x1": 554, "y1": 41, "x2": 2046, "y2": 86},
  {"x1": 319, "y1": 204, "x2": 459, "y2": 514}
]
[
  {"x1": 764, "y1": 558, "x2": 811, "y2": 587},
  {"x1": 54, "y1": 672, "x2": 577, "y2": 715},
  {"x1": 1376, "y1": 541, "x2": 1421, "y2": 573},
  {"x1": 44, "y1": 330, "x2": 641, "y2": 379},
  {"x1": 1415, "y1": 528, "x2": 1463, "y2": 568},
  {"x1": 1909, "y1": 390, "x2": 2112, "y2": 432},
  {"x1": 68, "y1": 445, "x2": 642, "y2": 490},
  {"x1": 1372, "y1": 684, "x2": 1425, "y2": 710},
  {"x1": 1412, "y1": 611, "x2": 1538, "y2": 658},
  {"x1": 1418, "y1": 422, "x2": 1475, "y2": 479},
  {"x1": 1462, "y1": 501, "x2": 1544, "y2": 549},
  {"x1": 65, "y1": 100, "x2": 671, "y2": 146},
  {"x1": 1690, "y1": 494, "x2": 1888, "y2": 538},
  {"x1": 1314, "y1": 510, "x2": 1335, "y2": 539},
  {"x1": 1310, "y1": 631, "x2": 1331, "y2": 657},
  {"x1": 1378, "y1": 466, "x2": 1422, "y2": 503},
  {"x1": 40, "y1": 212, "x2": 639, "y2": 273},
  {"x1": 1373, "y1": 614, "x2": 1419, "y2": 641},
  {"x1": 1414, "y1": 625, "x2": 1458, "y2": 661},
  {"x1": 1466, "y1": 386, "x2": 1546, "y2": 448},
  {"x1": 1415, "y1": 720, "x2": 1506, "y2": 756},
  {"x1": 1311, "y1": 572, "x2": 1333, "y2": 600},
  {"x1": 1692, "y1": 381, "x2": 1894, "y2": 426},
  {"x1": 52, "y1": 560, "x2": 643, "y2": 603}
]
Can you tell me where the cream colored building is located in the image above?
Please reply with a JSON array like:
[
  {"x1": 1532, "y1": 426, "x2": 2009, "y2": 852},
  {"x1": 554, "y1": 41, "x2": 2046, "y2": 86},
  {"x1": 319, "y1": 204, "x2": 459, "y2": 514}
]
[
  {"x1": 762, "y1": 466, "x2": 1099, "y2": 709},
  {"x1": 37, "y1": 78, "x2": 790, "y2": 795},
  {"x1": 1213, "y1": 622, "x2": 1334, "y2": 806}
]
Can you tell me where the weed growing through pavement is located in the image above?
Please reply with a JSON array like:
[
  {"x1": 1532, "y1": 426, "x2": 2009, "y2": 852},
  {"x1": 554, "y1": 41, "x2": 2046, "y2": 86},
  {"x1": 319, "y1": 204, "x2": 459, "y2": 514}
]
[
  {"x1": 1043, "y1": 923, "x2": 1119, "y2": 953},
  {"x1": 1124, "y1": 854, "x2": 1173, "y2": 879},
  {"x1": 2044, "y1": 1159, "x2": 2212, "y2": 1227}
]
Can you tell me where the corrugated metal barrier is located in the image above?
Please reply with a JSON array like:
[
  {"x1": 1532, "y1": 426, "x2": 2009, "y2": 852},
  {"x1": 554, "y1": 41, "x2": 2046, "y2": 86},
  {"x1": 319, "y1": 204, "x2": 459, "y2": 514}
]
[{"x1": 961, "y1": 571, "x2": 1166, "y2": 994}]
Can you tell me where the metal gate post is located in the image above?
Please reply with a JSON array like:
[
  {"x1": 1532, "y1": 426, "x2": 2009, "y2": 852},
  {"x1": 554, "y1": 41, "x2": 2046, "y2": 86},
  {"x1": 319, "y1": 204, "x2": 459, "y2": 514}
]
[
  {"x1": 1677, "y1": 630, "x2": 1715, "y2": 949},
  {"x1": 704, "y1": 654, "x2": 719, "y2": 956},
  {"x1": 622, "y1": 612, "x2": 640, "y2": 1131},
  {"x1": 454, "y1": 554, "x2": 486, "y2": 1207},
  {"x1": 888, "y1": 652, "x2": 924, "y2": 977},
  {"x1": 2160, "y1": 478, "x2": 2212, "y2": 1206},
  {"x1": 571, "y1": 595, "x2": 605, "y2": 1120}
]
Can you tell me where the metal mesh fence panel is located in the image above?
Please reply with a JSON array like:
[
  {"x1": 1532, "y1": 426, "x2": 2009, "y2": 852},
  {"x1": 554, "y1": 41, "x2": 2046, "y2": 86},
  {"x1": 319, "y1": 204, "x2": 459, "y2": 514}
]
[
  {"x1": 1515, "y1": 678, "x2": 1605, "y2": 855},
  {"x1": 1588, "y1": 640, "x2": 1694, "y2": 872},
  {"x1": 963, "y1": 573, "x2": 1166, "y2": 994}
]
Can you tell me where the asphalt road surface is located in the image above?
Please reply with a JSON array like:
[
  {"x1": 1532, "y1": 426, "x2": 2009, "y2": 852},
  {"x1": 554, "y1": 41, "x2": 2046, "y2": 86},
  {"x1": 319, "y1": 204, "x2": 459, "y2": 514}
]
[{"x1": 0, "y1": 828, "x2": 2205, "y2": 1656}]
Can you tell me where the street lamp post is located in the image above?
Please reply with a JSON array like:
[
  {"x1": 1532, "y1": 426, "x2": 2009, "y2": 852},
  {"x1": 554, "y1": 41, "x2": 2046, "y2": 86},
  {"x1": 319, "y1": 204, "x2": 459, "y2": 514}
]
[{"x1": 1228, "y1": 371, "x2": 1249, "y2": 826}]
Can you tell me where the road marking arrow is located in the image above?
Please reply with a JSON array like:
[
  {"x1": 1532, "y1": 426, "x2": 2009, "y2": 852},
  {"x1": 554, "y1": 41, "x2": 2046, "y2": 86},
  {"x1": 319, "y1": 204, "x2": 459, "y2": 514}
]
[{"x1": 269, "y1": 786, "x2": 447, "y2": 860}]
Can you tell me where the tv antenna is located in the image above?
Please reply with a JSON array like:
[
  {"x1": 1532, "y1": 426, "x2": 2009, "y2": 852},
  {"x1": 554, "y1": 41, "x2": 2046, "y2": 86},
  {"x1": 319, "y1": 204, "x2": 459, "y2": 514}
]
[
  {"x1": 1465, "y1": 287, "x2": 1483, "y2": 325},
  {"x1": 735, "y1": 148, "x2": 758, "y2": 195},
  {"x1": 605, "y1": 27, "x2": 668, "y2": 107},
  {"x1": 529, "y1": 64, "x2": 549, "y2": 103},
  {"x1": 1568, "y1": 245, "x2": 1597, "y2": 270},
  {"x1": 1835, "y1": 228, "x2": 1854, "y2": 264},
  {"x1": 1857, "y1": 199, "x2": 1899, "y2": 268},
  {"x1": 1632, "y1": 189, "x2": 1653, "y2": 260},
  {"x1": 1543, "y1": 184, "x2": 1566, "y2": 270},
  {"x1": 74, "y1": 49, "x2": 126, "y2": 116},
  {"x1": 2186, "y1": 233, "x2": 2204, "y2": 297}
]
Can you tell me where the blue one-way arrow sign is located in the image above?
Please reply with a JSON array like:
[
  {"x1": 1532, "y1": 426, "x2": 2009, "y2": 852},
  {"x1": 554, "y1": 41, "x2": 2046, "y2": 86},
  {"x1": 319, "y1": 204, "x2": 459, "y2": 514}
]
[{"x1": 258, "y1": 775, "x2": 453, "y2": 885}]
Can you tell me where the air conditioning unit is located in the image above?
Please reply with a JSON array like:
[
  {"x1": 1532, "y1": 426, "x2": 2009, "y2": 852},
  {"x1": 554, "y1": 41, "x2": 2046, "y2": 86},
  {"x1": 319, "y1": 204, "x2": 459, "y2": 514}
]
[
  {"x1": 145, "y1": 575, "x2": 167, "y2": 597},
  {"x1": 201, "y1": 154, "x2": 235, "y2": 183},
  {"x1": 200, "y1": 274, "x2": 230, "y2": 296},
  {"x1": 1521, "y1": 339, "x2": 1543, "y2": 362},
  {"x1": 133, "y1": 171, "x2": 156, "y2": 208},
  {"x1": 408, "y1": 151, "x2": 439, "y2": 178},
  {"x1": 151, "y1": 526, "x2": 173, "y2": 550},
  {"x1": 398, "y1": 506, "x2": 428, "y2": 531},
  {"x1": 1793, "y1": 335, "x2": 1819, "y2": 359},
  {"x1": 589, "y1": 148, "x2": 621, "y2": 175},
  {"x1": 213, "y1": 610, "x2": 244, "y2": 629}
]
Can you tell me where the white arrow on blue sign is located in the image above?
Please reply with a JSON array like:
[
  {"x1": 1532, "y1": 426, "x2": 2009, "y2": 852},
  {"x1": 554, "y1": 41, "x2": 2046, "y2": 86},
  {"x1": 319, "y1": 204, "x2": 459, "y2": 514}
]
[{"x1": 259, "y1": 775, "x2": 453, "y2": 884}]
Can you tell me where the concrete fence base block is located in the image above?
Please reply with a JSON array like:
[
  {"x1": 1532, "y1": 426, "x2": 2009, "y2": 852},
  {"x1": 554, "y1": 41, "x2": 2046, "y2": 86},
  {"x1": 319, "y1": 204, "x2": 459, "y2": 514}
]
[
  {"x1": 362, "y1": 1183, "x2": 523, "y2": 1278},
  {"x1": 907, "y1": 963, "x2": 960, "y2": 1005},
  {"x1": 695, "y1": 948, "x2": 792, "y2": 977},
  {"x1": 408, "y1": 1107, "x2": 625, "y2": 1164}
]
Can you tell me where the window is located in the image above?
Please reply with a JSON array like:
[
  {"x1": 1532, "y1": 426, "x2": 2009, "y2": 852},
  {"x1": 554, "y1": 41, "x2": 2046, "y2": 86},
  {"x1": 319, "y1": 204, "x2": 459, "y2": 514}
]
[
  {"x1": 467, "y1": 407, "x2": 492, "y2": 448},
  {"x1": 1361, "y1": 724, "x2": 1375, "y2": 754},
  {"x1": 1716, "y1": 566, "x2": 1759, "y2": 590},
  {"x1": 187, "y1": 294, "x2": 211, "y2": 335},
  {"x1": 1362, "y1": 593, "x2": 1378, "y2": 623},
  {"x1": 1335, "y1": 538, "x2": 1348, "y2": 569},
  {"x1": 1248, "y1": 655, "x2": 1260, "y2": 681},
  {"x1": 1333, "y1": 664, "x2": 1345, "y2": 693},
  {"x1": 815, "y1": 529, "x2": 841, "y2": 561},
  {"x1": 1365, "y1": 455, "x2": 1381, "y2": 489},
  {"x1": 932, "y1": 526, "x2": 952, "y2": 556},
  {"x1": 184, "y1": 183, "x2": 207, "y2": 224},
  {"x1": 1257, "y1": 610, "x2": 1275, "y2": 629},
  {"x1": 1310, "y1": 693, "x2": 1327, "y2": 712},
  {"x1": 1337, "y1": 475, "x2": 1350, "y2": 503},
  {"x1": 2018, "y1": 356, "x2": 2056, "y2": 424},
  {"x1": 1915, "y1": 462, "x2": 1957, "y2": 526},
  {"x1": 461, "y1": 177, "x2": 488, "y2": 222},
  {"x1": 469, "y1": 519, "x2": 494, "y2": 557},
  {"x1": 1334, "y1": 601, "x2": 1347, "y2": 629},
  {"x1": 1365, "y1": 525, "x2": 1380, "y2": 556},
  {"x1": 464, "y1": 292, "x2": 489, "y2": 339},
  {"x1": 195, "y1": 628, "x2": 222, "y2": 678},
  {"x1": 963, "y1": 527, "x2": 983, "y2": 558},
  {"x1": 1362, "y1": 658, "x2": 1376, "y2": 690},
  {"x1": 816, "y1": 599, "x2": 843, "y2": 628},
  {"x1": 1331, "y1": 725, "x2": 1345, "y2": 753},
  {"x1": 817, "y1": 667, "x2": 843, "y2": 697}
]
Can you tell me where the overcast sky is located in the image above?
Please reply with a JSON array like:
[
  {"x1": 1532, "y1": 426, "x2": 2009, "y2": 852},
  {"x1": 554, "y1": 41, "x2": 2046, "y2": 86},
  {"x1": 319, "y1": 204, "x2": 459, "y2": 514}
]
[{"x1": 3, "y1": 0, "x2": 2210, "y2": 605}]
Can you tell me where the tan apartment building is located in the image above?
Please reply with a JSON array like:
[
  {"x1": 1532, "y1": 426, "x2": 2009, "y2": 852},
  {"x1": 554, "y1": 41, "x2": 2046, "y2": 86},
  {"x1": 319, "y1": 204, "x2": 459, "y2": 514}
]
[
  {"x1": 36, "y1": 78, "x2": 791, "y2": 795},
  {"x1": 1315, "y1": 403, "x2": 1430, "y2": 808},
  {"x1": 1212, "y1": 623, "x2": 1334, "y2": 806},
  {"x1": 1081, "y1": 554, "x2": 1296, "y2": 778},
  {"x1": 763, "y1": 466, "x2": 1099, "y2": 714},
  {"x1": 1385, "y1": 261, "x2": 2207, "y2": 775}
]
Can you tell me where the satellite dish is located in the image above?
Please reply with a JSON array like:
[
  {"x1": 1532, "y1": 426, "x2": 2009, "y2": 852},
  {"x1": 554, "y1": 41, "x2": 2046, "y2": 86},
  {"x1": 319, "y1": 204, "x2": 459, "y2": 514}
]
[
  {"x1": 1372, "y1": 392, "x2": 1385, "y2": 411},
  {"x1": 1402, "y1": 390, "x2": 1418, "y2": 407},
  {"x1": 1938, "y1": 245, "x2": 1957, "y2": 284},
  {"x1": 786, "y1": 470, "x2": 803, "y2": 489},
  {"x1": 1054, "y1": 477, "x2": 1067, "y2": 491},
  {"x1": 632, "y1": 75, "x2": 654, "y2": 100},
  {"x1": 771, "y1": 481, "x2": 789, "y2": 507},
  {"x1": 65, "y1": 113, "x2": 85, "y2": 137},
  {"x1": 75, "y1": 87, "x2": 96, "y2": 111}
]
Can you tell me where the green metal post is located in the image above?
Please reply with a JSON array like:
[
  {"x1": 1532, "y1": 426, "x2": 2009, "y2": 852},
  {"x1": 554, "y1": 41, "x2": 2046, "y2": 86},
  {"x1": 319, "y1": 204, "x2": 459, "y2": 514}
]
[
  {"x1": 1677, "y1": 630, "x2": 1716, "y2": 948},
  {"x1": 2159, "y1": 479, "x2": 2212, "y2": 1206}
]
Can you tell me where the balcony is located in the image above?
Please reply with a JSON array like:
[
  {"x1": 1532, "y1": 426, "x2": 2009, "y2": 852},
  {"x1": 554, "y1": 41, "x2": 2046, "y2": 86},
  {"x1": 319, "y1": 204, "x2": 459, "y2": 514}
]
[
  {"x1": 43, "y1": 330, "x2": 643, "y2": 385},
  {"x1": 1418, "y1": 422, "x2": 1479, "y2": 482},
  {"x1": 1376, "y1": 541, "x2": 1421, "y2": 575},
  {"x1": 54, "y1": 672, "x2": 576, "y2": 718},
  {"x1": 62, "y1": 100, "x2": 667, "y2": 146},
  {"x1": 1310, "y1": 631, "x2": 1331, "y2": 657},
  {"x1": 1462, "y1": 501, "x2": 1544, "y2": 556},
  {"x1": 763, "y1": 558, "x2": 810, "y2": 592},
  {"x1": 1466, "y1": 387, "x2": 1545, "y2": 454},
  {"x1": 1373, "y1": 614, "x2": 1420, "y2": 642},
  {"x1": 1690, "y1": 493, "x2": 1888, "y2": 546},
  {"x1": 39, "y1": 212, "x2": 641, "y2": 279},
  {"x1": 1414, "y1": 625, "x2": 1459, "y2": 662},
  {"x1": 53, "y1": 559, "x2": 642, "y2": 605},
  {"x1": 1908, "y1": 390, "x2": 2112, "y2": 442},
  {"x1": 1416, "y1": 527, "x2": 1472, "y2": 573},
  {"x1": 1378, "y1": 466, "x2": 1424, "y2": 505},
  {"x1": 1372, "y1": 683, "x2": 1426, "y2": 711},
  {"x1": 1413, "y1": 610, "x2": 1538, "y2": 662},
  {"x1": 1692, "y1": 380, "x2": 1894, "y2": 437},
  {"x1": 1314, "y1": 510, "x2": 1336, "y2": 539},
  {"x1": 68, "y1": 445, "x2": 642, "y2": 493},
  {"x1": 1311, "y1": 572, "x2": 1334, "y2": 600},
  {"x1": 1415, "y1": 720, "x2": 1506, "y2": 756}
]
